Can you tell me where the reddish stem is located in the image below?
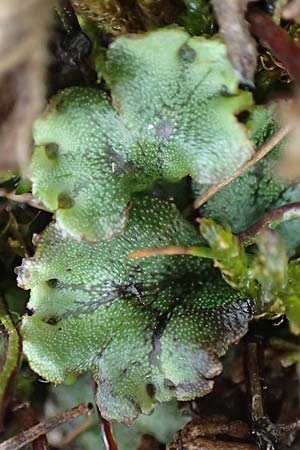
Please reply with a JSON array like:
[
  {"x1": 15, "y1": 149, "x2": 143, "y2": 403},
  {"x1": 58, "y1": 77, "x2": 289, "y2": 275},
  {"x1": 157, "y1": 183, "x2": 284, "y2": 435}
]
[
  {"x1": 237, "y1": 202, "x2": 300, "y2": 244},
  {"x1": 91, "y1": 380, "x2": 118, "y2": 450},
  {"x1": 248, "y1": 7, "x2": 300, "y2": 82},
  {"x1": 99, "y1": 416, "x2": 118, "y2": 450}
]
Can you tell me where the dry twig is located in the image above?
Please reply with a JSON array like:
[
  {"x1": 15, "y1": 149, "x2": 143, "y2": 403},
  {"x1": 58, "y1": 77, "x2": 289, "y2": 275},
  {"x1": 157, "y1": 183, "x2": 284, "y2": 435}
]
[{"x1": 0, "y1": 403, "x2": 93, "y2": 450}]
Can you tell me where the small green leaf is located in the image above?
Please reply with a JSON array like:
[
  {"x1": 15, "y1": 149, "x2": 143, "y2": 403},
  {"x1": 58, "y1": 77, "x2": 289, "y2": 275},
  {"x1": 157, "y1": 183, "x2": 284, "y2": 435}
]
[
  {"x1": 32, "y1": 28, "x2": 253, "y2": 241},
  {"x1": 199, "y1": 218, "x2": 250, "y2": 292},
  {"x1": 198, "y1": 218, "x2": 300, "y2": 328},
  {"x1": 252, "y1": 229, "x2": 288, "y2": 306},
  {"x1": 18, "y1": 196, "x2": 252, "y2": 422}
]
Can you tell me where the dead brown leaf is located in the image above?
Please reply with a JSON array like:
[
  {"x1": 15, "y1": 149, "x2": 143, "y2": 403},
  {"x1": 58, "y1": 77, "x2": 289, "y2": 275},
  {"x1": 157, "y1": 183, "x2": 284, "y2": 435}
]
[{"x1": 167, "y1": 416, "x2": 259, "y2": 450}]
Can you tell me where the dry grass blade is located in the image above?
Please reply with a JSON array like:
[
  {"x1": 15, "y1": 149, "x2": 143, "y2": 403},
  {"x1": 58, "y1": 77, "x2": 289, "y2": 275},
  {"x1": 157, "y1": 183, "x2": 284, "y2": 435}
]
[
  {"x1": 129, "y1": 245, "x2": 191, "y2": 258},
  {"x1": 129, "y1": 245, "x2": 214, "y2": 259},
  {"x1": 193, "y1": 124, "x2": 291, "y2": 210}
]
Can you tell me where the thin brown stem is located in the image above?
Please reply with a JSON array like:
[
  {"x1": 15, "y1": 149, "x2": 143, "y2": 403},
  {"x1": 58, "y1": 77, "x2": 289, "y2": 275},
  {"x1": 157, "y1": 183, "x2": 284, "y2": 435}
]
[
  {"x1": 245, "y1": 340, "x2": 265, "y2": 423},
  {"x1": 0, "y1": 403, "x2": 93, "y2": 450},
  {"x1": 244, "y1": 339, "x2": 273, "y2": 449},
  {"x1": 244, "y1": 339, "x2": 300, "y2": 446},
  {"x1": 192, "y1": 124, "x2": 291, "y2": 211}
]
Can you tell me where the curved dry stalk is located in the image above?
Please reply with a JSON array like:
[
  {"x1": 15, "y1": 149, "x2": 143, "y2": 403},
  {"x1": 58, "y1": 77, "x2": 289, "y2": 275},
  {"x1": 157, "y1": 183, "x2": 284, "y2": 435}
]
[{"x1": 192, "y1": 124, "x2": 291, "y2": 211}]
